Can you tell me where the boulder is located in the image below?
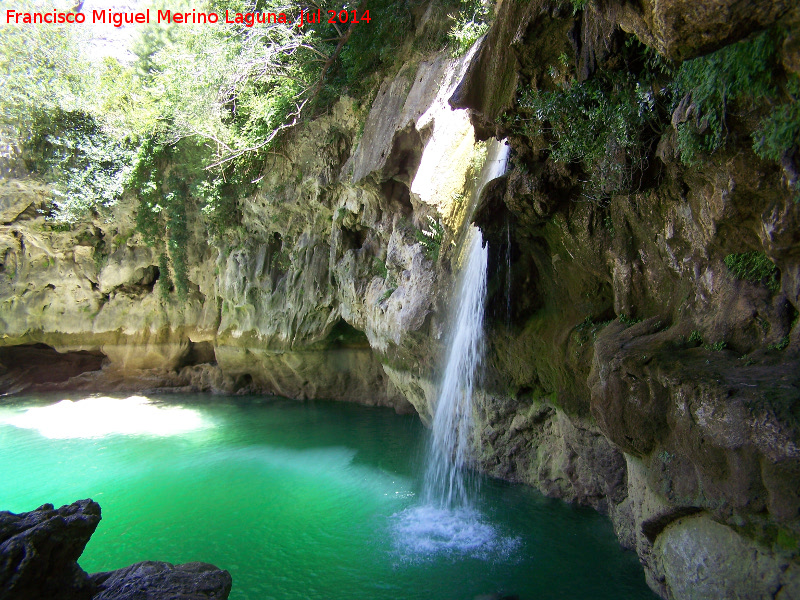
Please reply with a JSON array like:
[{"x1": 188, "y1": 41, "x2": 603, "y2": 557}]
[
  {"x1": 91, "y1": 562, "x2": 232, "y2": 600},
  {"x1": 0, "y1": 499, "x2": 100, "y2": 600},
  {"x1": 0, "y1": 500, "x2": 231, "y2": 600}
]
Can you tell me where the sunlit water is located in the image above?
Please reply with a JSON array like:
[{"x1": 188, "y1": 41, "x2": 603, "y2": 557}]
[{"x1": 0, "y1": 394, "x2": 656, "y2": 600}]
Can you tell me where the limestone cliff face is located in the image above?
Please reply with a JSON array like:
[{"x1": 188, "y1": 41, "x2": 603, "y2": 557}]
[
  {"x1": 459, "y1": 1, "x2": 800, "y2": 598},
  {"x1": 1, "y1": 1, "x2": 799, "y2": 599},
  {"x1": 0, "y1": 41, "x2": 485, "y2": 418}
]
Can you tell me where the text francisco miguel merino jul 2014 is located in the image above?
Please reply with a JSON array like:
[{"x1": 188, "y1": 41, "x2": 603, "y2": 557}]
[{"x1": 4, "y1": 6, "x2": 373, "y2": 29}]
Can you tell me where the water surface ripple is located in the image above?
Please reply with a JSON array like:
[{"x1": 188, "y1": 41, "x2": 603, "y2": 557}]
[{"x1": 0, "y1": 394, "x2": 655, "y2": 600}]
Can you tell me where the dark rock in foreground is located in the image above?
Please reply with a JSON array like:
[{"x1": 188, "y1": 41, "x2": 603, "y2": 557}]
[
  {"x1": 0, "y1": 500, "x2": 231, "y2": 600},
  {"x1": 92, "y1": 562, "x2": 232, "y2": 600},
  {"x1": 0, "y1": 499, "x2": 100, "y2": 600}
]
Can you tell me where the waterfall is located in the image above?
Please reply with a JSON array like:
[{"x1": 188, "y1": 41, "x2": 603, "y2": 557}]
[
  {"x1": 421, "y1": 139, "x2": 510, "y2": 511},
  {"x1": 391, "y1": 140, "x2": 514, "y2": 560},
  {"x1": 423, "y1": 227, "x2": 487, "y2": 509}
]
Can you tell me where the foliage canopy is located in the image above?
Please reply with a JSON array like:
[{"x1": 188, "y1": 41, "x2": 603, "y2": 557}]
[
  {"x1": 673, "y1": 26, "x2": 799, "y2": 177},
  {"x1": 0, "y1": 0, "x2": 437, "y2": 297}
]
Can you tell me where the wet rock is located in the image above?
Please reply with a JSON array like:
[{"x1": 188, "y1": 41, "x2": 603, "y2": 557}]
[
  {"x1": 0, "y1": 500, "x2": 231, "y2": 600},
  {"x1": 652, "y1": 513, "x2": 794, "y2": 599},
  {"x1": 0, "y1": 499, "x2": 100, "y2": 600},
  {"x1": 91, "y1": 562, "x2": 232, "y2": 600},
  {"x1": 618, "y1": 0, "x2": 793, "y2": 60},
  {"x1": 474, "y1": 393, "x2": 627, "y2": 512}
]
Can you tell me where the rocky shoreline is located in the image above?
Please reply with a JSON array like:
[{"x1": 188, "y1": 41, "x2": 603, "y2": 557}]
[{"x1": 0, "y1": 499, "x2": 231, "y2": 600}]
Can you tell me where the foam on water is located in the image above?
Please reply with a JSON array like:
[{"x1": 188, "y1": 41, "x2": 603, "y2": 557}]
[{"x1": 391, "y1": 504, "x2": 521, "y2": 562}]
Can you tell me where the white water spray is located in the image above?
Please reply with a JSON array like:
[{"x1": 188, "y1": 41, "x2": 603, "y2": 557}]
[
  {"x1": 423, "y1": 226, "x2": 487, "y2": 509},
  {"x1": 392, "y1": 140, "x2": 515, "y2": 559},
  {"x1": 422, "y1": 139, "x2": 510, "y2": 510}
]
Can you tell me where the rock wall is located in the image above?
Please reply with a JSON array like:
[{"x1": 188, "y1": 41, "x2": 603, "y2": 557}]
[
  {"x1": 0, "y1": 31, "x2": 485, "y2": 417},
  {"x1": 459, "y1": 1, "x2": 800, "y2": 598}
]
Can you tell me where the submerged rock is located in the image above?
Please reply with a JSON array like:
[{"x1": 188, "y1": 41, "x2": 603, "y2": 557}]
[{"x1": 0, "y1": 500, "x2": 231, "y2": 600}]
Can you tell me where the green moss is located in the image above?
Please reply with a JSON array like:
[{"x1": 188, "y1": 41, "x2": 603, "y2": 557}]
[
  {"x1": 674, "y1": 26, "x2": 798, "y2": 170},
  {"x1": 768, "y1": 336, "x2": 790, "y2": 351},
  {"x1": 271, "y1": 248, "x2": 291, "y2": 272},
  {"x1": 46, "y1": 221, "x2": 72, "y2": 233},
  {"x1": 573, "y1": 315, "x2": 594, "y2": 346},
  {"x1": 112, "y1": 230, "x2": 134, "y2": 248},
  {"x1": 568, "y1": 0, "x2": 587, "y2": 13},
  {"x1": 674, "y1": 28, "x2": 779, "y2": 159},
  {"x1": 753, "y1": 74, "x2": 800, "y2": 165},
  {"x1": 704, "y1": 340, "x2": 727, "y2": 351},
  {"x1": 657, "y1": 449, "x2": 675, "y2": 464},
  {"x1": 372, "y1": 257, "x2": 389, "y2": 280},
  {"x1": 618, "y1": 313, "x2": 642, "y2": 326},
  {"x1": 688, "y1": 330, "x2": 703, "y2": 345},
  {"x1": 738, "y1": 354, "x2": 756, "y2": 367},
  {"x1": 158, "y1": 252, "x2": 172, "y2": 301},
  {"x1": 723, "y1": 251, "x2": 780, "y2": 293},
  {"x1": 776, "y1": 528, "x2": 800, "y2": 551},
  {"x1": 573, "y1": 315, "x2": 612, "y2": 346},
  {"x1": 603, "y1": 215, "x2": 615, "y2": 236},
  {"x1": 415, "y1": 216, "x2": 445, "y2": 262}
]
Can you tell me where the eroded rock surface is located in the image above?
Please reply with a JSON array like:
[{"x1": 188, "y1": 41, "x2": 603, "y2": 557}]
[
  {"x1": 91, "y1": 562, "x2": 232, "y2": 600},
  {"x1": 461, "y1": 2, "x2": 800, "y2": 598},
  {"x1": 0, "y1": 500, "x2": 231, "y2": 600},
  {"x1": 0, "y1": 499, "x2": 100, "y2": 600},
  {"x1": 2, "y1": 2, "x2": 800, "y2": 599}
]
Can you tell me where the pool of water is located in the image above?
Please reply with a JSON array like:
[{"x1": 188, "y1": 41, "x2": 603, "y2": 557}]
[{"x1": 0, "y1": 393, "x2": 656, "y2": 600}]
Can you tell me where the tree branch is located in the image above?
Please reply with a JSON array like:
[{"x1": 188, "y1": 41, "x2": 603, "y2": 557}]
[
  {"x1": 204, "y1": 99, "x2": 308, "y2": 170},
  {"x1": 306, "y1": 2, "x2": 367, "y2": 106}
]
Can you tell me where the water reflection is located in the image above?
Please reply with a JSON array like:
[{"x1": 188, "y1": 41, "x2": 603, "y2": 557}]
[{"x1": 0, "y1": 395, "x2": 209, "y2": 439}]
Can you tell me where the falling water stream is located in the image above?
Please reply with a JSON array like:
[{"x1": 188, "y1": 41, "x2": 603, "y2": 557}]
[
  {"x1": 424, "y1": 139, "x2": 510, "y2": 510},
  {"x1": 422, "y1": 227, "x2": 487, "y2": 510},
  {"x1": 391, "y1": 140, "x2": 516, "y2": 557}
]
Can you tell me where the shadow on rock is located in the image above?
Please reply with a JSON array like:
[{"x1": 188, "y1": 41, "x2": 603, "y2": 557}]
[{"x1": 0, "y1": 499, "x2": 232, "y2": 600}]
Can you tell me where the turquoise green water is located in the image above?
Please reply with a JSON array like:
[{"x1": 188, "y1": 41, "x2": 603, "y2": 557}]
[{"x1": 0, "y1": 394, "x2": 655, "y2": 600}]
